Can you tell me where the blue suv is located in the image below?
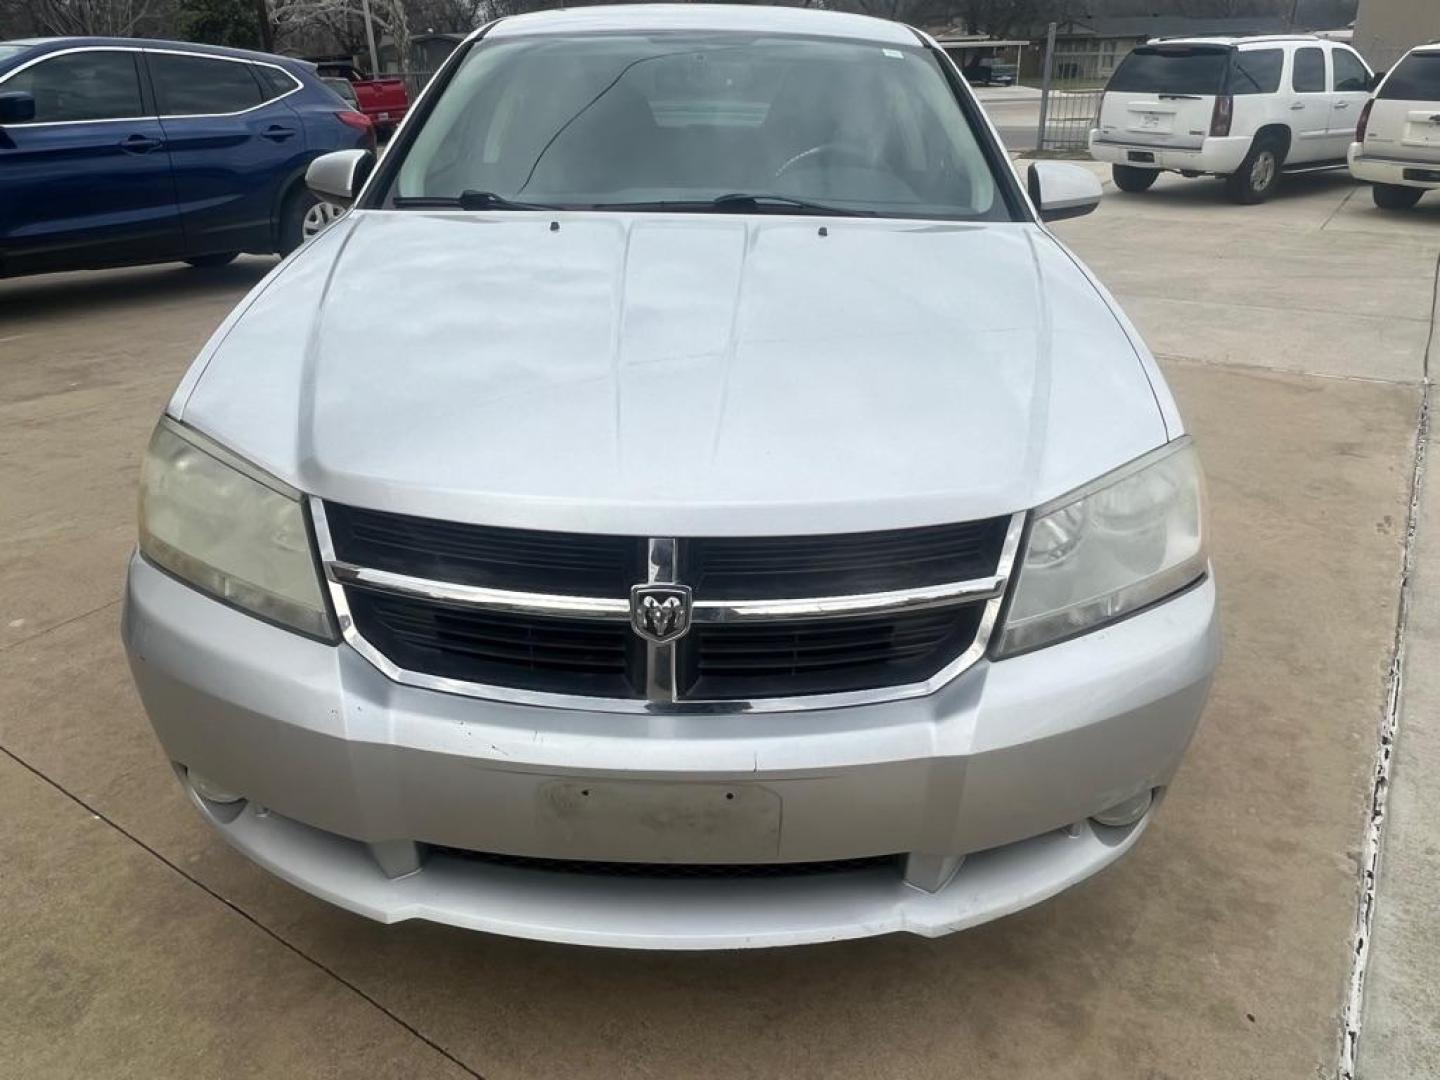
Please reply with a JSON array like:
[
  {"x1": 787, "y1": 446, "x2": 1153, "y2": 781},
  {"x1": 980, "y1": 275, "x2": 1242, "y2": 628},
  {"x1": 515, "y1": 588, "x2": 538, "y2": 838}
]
[{"x1": 0, "y1": 38, "x2": 375, "y2": 278}]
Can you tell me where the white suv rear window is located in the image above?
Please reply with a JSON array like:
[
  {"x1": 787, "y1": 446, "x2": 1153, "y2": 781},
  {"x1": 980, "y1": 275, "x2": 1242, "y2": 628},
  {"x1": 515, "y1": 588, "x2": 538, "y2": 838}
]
[
  {"x1": 1107, "y1": 45, "x2": 1229, "y2": 95},
  {"x1": 1380, "y1": 53, "x2": 1440, "y2": 100},
  {"x1": 1229, "y1": 49, "x2": 1283, "y2": 95}
]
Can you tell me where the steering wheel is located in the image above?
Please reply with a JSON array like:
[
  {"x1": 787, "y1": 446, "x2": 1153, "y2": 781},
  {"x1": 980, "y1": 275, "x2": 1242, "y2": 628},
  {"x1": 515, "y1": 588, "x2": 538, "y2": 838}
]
[{"x1": 773, "y1": 142, "x2": 872, "y2": 180}]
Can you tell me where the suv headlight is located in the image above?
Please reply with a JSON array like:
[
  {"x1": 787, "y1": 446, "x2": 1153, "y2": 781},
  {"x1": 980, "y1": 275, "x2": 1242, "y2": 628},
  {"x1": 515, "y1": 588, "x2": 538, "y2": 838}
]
[
  {"x1": 995, "y1": 439, "x2": 1208, "y2": 656},
  {"x1": 138, "y1": 419, "x2": 335, "y2": 640}
]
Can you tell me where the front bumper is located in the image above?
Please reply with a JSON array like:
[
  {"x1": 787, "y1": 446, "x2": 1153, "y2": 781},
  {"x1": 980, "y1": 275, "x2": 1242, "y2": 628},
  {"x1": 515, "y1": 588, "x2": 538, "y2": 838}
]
[
  {"x1": 1348, "y1": 143, "x2": 1440, "y2": 189},
  {"x1": 123, "y1": 553, "x2": 1218, "y2": 949},
  {"x1": 1090, "y1": 133, "x2": 1251, "y2": 176}
]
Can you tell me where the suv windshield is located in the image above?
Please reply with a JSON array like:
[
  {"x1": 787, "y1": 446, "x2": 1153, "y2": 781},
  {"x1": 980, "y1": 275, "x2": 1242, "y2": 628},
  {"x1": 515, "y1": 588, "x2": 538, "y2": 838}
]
[
  {"x1": 1107, "y1": 45, "x2": 1230, "y2": 95},
  {"x1": 381, "y1": 31, "x2": 1009, "y2": 221},
  {"x1": 1380, "y1": 52, "x2": 1440, "y2": 100}
]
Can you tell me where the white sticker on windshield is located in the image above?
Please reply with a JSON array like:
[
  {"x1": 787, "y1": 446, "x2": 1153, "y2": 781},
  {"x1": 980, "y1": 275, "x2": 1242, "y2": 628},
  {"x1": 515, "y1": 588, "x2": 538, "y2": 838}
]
[{"x1": 883, "y1": 48, "x2": 904, "y2": 59}]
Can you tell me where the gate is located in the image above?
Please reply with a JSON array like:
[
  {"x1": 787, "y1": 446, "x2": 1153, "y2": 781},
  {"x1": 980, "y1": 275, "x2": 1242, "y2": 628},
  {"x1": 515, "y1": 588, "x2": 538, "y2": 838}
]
[{"x1": 1035, "y1": 23, "x2": 1108, "y2": 153}]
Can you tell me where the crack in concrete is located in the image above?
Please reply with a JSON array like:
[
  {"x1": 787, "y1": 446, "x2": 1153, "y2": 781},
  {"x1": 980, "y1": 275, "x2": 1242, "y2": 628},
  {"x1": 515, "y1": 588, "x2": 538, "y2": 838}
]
[
  {"x1": 1338, "y1": 251, "x2": 1439, "y2": 1080},
  {"x1": 0, "y1": 743, "x2": 486, "y2": 1080},
  {"x1": 1319, "y1": 186, "x2": 1358, "y2": 232},
  {"x1": 0, "y1": 598, "x2": 121, "y2": 654}
]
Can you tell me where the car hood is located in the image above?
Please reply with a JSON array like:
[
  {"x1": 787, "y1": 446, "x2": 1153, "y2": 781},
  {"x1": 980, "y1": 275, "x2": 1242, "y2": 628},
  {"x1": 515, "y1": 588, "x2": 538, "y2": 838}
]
[{"x1": 175, "y1": 211, "x2": 1171, "y2": 535}]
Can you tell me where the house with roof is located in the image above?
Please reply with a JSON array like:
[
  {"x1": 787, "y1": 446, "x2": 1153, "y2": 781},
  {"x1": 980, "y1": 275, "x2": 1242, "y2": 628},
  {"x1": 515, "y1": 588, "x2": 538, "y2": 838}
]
[{"x1": 1022, "y1": 1, "x2": 1358, "y2": 82}]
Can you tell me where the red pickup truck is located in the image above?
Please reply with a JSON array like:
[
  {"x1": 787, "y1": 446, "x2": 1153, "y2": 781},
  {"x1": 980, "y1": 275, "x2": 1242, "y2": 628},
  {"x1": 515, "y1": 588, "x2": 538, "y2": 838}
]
[{"x1": 313, "y1": 61, "x2": 410, "y2": 137}]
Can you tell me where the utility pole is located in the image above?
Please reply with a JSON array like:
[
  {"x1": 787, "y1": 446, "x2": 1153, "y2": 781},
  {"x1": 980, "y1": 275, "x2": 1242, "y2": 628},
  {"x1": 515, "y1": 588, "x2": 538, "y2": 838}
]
[
  {"x1": 1287, "y1": 0, "x2": 1302, "y2": 32},
  {"x1": 1036, "y1": 21, "x2": 1057, "y2": 154},
  {"x1": 360, "y1": 0, "x2": 381, "y2": 75}
]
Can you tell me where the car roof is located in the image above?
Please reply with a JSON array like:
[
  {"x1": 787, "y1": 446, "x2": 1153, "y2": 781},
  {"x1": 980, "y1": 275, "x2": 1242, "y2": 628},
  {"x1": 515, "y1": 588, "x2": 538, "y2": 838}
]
[
  {"x1": 0, "y1": 35, "x2": 313, "y2": 69},
  {"x1": 485, "y1": 4, "x2": 918, "y2": 46},
  {"x1": 1146, "y1": 34, "x2": 1323, "y2": 47}
]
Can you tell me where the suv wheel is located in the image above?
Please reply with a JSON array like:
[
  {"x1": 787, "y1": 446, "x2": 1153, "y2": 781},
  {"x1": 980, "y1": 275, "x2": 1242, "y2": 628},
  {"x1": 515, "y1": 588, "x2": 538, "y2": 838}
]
[
  {"x1": 279, "y1": 189, "x2": 346, "y2": 255},
  {"x1": 1225, "y1": 138, "x2": 1283, "y2": 204},
  {"x1": 1112, "y1": 164, "x2": 1158, "y2": 193},
  {"x1": 1373, "y1": 184, "x2": 1424, "y2": 211}
]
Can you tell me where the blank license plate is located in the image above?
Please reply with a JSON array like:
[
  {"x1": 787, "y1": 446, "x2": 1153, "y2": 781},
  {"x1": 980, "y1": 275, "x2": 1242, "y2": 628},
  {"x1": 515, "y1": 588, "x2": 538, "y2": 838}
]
[{"x1": 536, "y1": 780, "x2": 782, "y2": 861}]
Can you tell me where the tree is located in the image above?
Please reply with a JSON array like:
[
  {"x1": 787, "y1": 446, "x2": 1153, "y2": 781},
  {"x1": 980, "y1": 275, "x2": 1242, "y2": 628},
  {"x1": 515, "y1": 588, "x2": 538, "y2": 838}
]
[
  {"x1": 178, "y1": 0, "x2": 263, "y2": 46},
  {"x1": 950, "y1": 0, "x2": 1082, "y2": 38},
  {"x1": 271, "y1": 0, "x2": 410, "y2": 69},
  {"x1": 15, "y1": 0, "x2": 156, "y2": 35}
]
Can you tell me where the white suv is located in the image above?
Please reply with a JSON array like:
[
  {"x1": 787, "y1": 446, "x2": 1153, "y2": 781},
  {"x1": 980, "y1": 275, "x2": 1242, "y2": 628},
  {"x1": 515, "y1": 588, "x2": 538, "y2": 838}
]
[
  {"x1": 1349, "y1": 43, "x2": 1440, "y2": 210},
  {"x1": 1091, "y1": 35, "x2": 1375, "y2": 203}
]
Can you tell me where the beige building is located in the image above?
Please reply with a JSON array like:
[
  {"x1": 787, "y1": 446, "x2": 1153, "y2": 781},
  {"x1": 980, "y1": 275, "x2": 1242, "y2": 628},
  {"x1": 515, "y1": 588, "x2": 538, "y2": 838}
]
[{"x1": 1355, "y1": 0, "x2": 1440, "y2": 69}]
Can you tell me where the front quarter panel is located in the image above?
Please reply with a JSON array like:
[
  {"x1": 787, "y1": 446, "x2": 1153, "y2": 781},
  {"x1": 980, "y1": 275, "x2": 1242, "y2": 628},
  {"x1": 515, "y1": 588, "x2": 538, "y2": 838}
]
[{"x1": 167, "y1": 215, "x2": 356, "y2": 424}]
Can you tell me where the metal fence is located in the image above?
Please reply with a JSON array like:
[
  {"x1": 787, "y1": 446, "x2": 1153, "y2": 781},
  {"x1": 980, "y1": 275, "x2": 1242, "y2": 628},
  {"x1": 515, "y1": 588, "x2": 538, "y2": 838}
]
[
  {"x1": 1035, "y1": 24, "x2": 1107, "y2": 153},
  {"x1": 381, "y1": 70, "x2": 437, "y2": 98}
]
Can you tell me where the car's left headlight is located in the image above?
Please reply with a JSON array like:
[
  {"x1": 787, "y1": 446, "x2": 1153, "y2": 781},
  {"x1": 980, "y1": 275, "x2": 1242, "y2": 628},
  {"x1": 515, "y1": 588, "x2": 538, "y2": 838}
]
[
  {"x1": 138, "y1": 418, "x2": 335, "y2": 641},
  {"x1": 994, "y1": 439, "x2": 1208, "y2": 657}
]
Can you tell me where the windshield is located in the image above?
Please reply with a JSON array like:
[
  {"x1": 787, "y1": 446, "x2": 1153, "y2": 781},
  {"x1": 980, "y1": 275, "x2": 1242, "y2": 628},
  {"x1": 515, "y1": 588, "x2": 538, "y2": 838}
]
[
  {"x1": 381, "y1": 31, "x2": 1009, "y2": 220},
  {"x1": 1107, "y1": 46, "x2": 1230, "y2": 95},
  {"x1": 1380, "y1": 52, "x2": 1440, "y2": 100}
]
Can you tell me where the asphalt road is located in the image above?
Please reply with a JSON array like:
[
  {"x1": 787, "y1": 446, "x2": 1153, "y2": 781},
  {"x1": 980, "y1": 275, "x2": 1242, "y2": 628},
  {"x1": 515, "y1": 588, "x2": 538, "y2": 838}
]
[{"x1": 2, "y1": 169, "x2": 1438, "y2": 1078}]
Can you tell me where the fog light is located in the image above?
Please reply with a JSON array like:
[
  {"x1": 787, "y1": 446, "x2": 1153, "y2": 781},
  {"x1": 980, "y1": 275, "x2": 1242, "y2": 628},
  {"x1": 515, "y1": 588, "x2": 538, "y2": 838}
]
[
  {"x1": 188, "y1": 769, "x2": 243, "y2": 805},
  {"x1": 1091, "y1": 789, "x2": 1153, "y2": 828}
]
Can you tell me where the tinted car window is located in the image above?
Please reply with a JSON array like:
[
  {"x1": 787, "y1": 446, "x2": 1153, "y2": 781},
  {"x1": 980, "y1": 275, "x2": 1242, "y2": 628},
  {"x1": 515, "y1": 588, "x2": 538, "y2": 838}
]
[
  {"x1": 5, "y1": 50, "x2": 144, "y2": 123},
  {"x1": 1332, "y1": 49, "x2": 1370, "y2": 92},
  {"x1": 1380, "y1": 52, "x2": 1440, "y2": 100},
  {"x1": 253, "y1": 64, "x2": 299, "y2": 101},
  {"x1": 388, "y1": 33, "x2": 1010, "y2": 221},
  {"x1": 1293, "y1": 47, "x2": 1327, "y2": 93},
  {"x1": 151, "y1": 53, "x2": 262, "y2": 115},
  {"x1": 1227, "y1": 49, "x2": 1282, "y2": 95},
  {"x1": 1107, "y1": 46, "x2": 1229, "y2": 95},
  {"x1": 322, "y1": 76, "x2": 358, "y2": 105}
]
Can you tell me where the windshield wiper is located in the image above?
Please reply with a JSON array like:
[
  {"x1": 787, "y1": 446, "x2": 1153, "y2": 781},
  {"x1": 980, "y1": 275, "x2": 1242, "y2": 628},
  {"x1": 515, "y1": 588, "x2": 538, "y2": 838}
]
[
  {"x1": 710, "y1": 193, "x2": 870, "y2": 216},
  {"x1": 391, "y1": 190, "x2": 556, "y2": 211},
  {"x1": 1157, "y1": 93, "x2": 1204, "y2": 100},
  {"x1": 587, "y1": 193, "x2": 873, "y2": 217}
]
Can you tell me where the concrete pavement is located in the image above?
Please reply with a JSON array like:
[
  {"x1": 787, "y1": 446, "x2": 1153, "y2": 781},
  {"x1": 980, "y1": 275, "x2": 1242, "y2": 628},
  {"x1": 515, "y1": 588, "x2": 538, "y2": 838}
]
[{"x1": 1, "y1": 171, "x2": 1436, "y2": 1078}]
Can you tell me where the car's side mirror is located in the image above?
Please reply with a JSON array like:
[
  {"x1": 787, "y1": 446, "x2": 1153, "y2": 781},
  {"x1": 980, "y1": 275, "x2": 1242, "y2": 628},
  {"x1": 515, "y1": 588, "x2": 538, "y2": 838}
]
[
  {"x1": 306, "y1": 148, "x2": 375, "y2": 207},
  {"x1": 1027, "y1": 161, "x2": 1103, "y2": 222},
  {"x1": 1369, "y1": 70, "x2": 1387, "y2": 91},
  {"x1": 0, "y1": 91, "x2": 36, "y2": 126}
]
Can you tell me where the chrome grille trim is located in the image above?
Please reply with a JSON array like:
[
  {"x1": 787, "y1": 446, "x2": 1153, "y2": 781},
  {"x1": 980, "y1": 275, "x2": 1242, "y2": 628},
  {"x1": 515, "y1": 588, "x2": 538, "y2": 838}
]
[
  {"x1": 328, "y1": 560, "x2": 1005, "y2": 624},
  {"x1": 312, "y1": 499, "x2": 1026, "y2": 714}
]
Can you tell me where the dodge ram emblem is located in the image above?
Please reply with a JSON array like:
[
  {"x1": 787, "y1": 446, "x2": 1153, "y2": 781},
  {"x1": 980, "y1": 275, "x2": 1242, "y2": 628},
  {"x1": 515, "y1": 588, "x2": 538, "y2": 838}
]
[{"x1": 630, "y1": 584, "x2": 693, "y2": 644}]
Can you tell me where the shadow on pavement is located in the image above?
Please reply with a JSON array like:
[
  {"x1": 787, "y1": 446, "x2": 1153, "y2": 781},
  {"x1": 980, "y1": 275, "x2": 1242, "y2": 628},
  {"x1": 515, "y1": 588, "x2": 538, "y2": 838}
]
[{"x1": 0, "y1": 258, "x2": 274, "y2": 328}]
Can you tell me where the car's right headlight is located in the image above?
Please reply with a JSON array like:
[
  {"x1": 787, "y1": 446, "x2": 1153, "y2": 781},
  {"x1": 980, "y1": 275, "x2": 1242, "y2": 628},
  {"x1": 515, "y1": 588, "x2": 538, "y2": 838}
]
[
  {"x1": 138, "y1": 418, "x2": 335, "y2": 641},
  {"x1": 994, "y1": 439, "x2": 1208, "y2": 657}
]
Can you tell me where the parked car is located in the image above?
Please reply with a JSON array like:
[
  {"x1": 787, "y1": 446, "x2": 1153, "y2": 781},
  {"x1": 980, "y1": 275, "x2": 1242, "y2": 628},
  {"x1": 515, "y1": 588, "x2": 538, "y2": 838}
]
[
  {"x1": 962, "y1": 52, "x2": 1017, "y2": 87},
  {"x1": 1349, "y1": 43, "x2": 1440, "y2": 210},
  {"x1": 313, "y1": 60, "x2": 409, "y2": 136},
  {"x1": 1090, "y1": 34, "x2": 1376, "y2": 203},
  {"x1": 321, "y1": 75, "x2": 360, "y2": 108},
  {"x1": 0, "y1": 38, "x2": 374, "y2": 278},
  {"x1": 123, "y1": 5, "x2": 1218, "y2": 950}
]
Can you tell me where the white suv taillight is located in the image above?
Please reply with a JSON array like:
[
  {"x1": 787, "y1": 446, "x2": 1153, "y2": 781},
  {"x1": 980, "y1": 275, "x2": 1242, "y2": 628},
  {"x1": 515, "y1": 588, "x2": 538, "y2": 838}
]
[
  {"x1": 1210, "y1": 94, "x2": 1233, "y2": 137},
  {"x1": 1356, "y1": 99, "x2": 1374, "y2": 143}
]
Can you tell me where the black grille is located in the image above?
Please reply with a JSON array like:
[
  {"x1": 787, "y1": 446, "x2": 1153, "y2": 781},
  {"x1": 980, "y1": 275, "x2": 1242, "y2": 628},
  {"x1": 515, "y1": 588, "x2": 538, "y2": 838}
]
[
  {"x1": 325, "y1": 502, "x2": 642, "y2": 597},
  {"x1": 682, "y1": 605, "x2": 985, "y2": 699},
  {"x1": 327, "y1": 503, "x2": 1006, "y2": 701},
  {"x1": 346, "y1": 587, "x2": 641, "y2": 697},
  {"x1": 431, "y1": 846, "x2": 901, "y2": 879},
  {"x1": 686, "y1": 519, "x2": 1009, "y2": 600}
]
